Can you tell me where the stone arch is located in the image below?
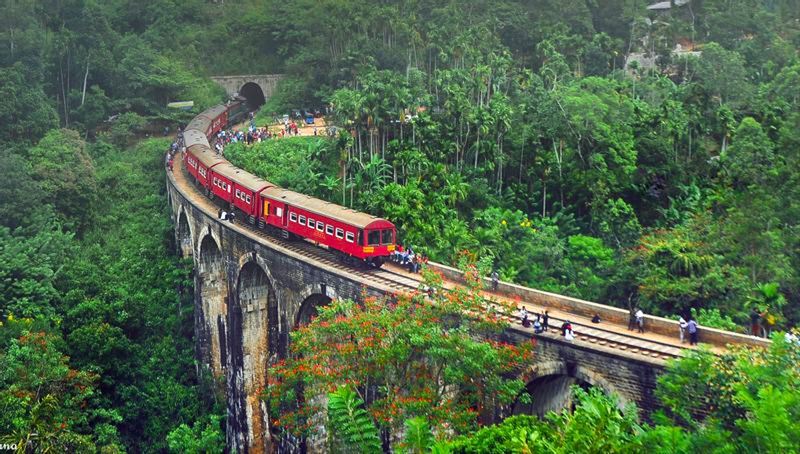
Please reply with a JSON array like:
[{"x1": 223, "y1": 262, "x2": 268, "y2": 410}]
[
  {"x1": 176, "y1": 207, "x2": 193, "y2": 258},
  {"x1": 197, "y1": 232, "x2": 228, "y2": 379},
  {"x1": 511, "y1": 361, "x2": 627, "y2": 418},
  {"x1": 233, "y1": 257, "x2": 278, "y2": 453},
  {"x1": 294, "y1": 293, "x2": 333, "y2": 328},
  {"x1": 240, "y1": 82, "x2": 266, "y2": 108}
]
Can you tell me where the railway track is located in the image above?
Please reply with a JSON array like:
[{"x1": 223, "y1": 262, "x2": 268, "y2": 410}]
[{"x1": 171, "y1": 161, "x2": 681, "y2": 363}]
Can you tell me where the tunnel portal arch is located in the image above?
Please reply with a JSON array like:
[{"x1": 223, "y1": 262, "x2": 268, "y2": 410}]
[{"x1": 240, "y1": 82, "x2": 266, "y2": 108}]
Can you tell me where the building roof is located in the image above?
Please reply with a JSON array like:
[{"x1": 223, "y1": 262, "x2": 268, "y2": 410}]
[{"x1": 647, "y1": 0, "x2": 690, "y2": 10}]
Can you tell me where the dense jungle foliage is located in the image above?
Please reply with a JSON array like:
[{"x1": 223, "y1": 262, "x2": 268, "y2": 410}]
[
  {"x1": 227, "y1": 0, "x2": 800, "y2": 334},
  {"x1": 1, "y1": 0, "x2": 799, "y2": 451}
]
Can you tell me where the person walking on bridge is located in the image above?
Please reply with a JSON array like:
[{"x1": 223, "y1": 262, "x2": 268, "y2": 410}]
[
  {"x1": 636, "y1": 308, "x2": 645, "y2": 333},
  {"x1": 490, "y1": 270, "x2": 499, "y2": 292},
  {"x1": 679, "y1": 316, "x2": 688, "y2": 343},
  {"x1": 688, "y1": 318, "x2": 699, "y2": 345},
  {"x1": 542, "y1": 311, "x2": 550, "y2": 332}
]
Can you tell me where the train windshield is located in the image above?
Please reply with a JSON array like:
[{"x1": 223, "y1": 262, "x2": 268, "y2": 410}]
[
  {"x1": 367, "y1": 230, "x2": 381, "y2": 246},
  {"x1": 381, "y1": 229, "x2": 393, "y2": 245}
]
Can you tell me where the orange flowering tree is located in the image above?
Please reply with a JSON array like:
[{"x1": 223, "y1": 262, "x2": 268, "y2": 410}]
[{"x1": 265, "y1": 266, "x2": 535, "y2": 443}]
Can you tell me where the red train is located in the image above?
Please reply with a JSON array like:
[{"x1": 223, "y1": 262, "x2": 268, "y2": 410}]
[{"x1": 181, "y1": 101, "x2": 397, "y2": 267}]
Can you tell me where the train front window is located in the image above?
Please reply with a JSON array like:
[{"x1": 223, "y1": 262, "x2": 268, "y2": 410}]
[
  {"x1": 367, "y1": 230, "x2": 381, "y2": 246},
  {"x1": 381, "y1": 229, "x2": 393, "y2": 245}
]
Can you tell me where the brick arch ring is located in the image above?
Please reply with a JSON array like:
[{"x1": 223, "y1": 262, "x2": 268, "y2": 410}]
[
  {"x1": 517, "y1": 360, "x2": 630, "y2": 410},
  {"x1": 292, "y1": 284, "x2": 339, "y2": 328},
  {"x1": 194, "y1": 224, "x2": 222, "y2": 259},
  {"x1": 176, "y1": 205, "x2": 195, "y2": 245}
]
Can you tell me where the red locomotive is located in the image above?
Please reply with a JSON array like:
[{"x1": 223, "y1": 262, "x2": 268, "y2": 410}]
[{"x1": 181, "y1": 101, "x2": 396, "y2": 267}]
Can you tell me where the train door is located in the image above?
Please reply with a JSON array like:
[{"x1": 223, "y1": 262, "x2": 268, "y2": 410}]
[
  {"x1": 262, "y1": 199, "x2": 270, "y2": 223},
  {"x1": 282, "y1": 204, "x2": 289, "y2": 227}
]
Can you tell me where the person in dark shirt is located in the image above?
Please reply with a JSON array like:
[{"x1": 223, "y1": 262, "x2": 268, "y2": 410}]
[{"x1": 688, "y1": 319, "x2": 699, "y2": 345}]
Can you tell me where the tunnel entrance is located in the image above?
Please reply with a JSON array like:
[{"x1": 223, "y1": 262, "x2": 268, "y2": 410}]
[
  {"x1": 240, "y1": 82, "x2": 266, "y2": 109},
  {"x1": 512, "y1": 374, "x2": 593, "y2": 417}
]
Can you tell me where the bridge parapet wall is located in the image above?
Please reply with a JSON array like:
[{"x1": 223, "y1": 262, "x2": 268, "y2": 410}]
[{"x1": 428, "y1": 262, "x2": 771, "y2": 349}]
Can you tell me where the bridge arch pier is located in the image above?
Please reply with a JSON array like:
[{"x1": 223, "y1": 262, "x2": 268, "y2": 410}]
[
  {"x1": 176, "y1": 207, "x2": 193, "y2": 258},
  {"x1": 228, "y1": 256, "x2": 278, "y2": 454},
  {"x1": 196, "y1": 231, "x2": 228, "y2": 379}
]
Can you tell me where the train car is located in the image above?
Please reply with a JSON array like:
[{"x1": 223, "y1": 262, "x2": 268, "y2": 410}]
[
  {"x1": 226, "y1": 97, "x2": 249, "y2": 125},
  {"x1": 214, "y1": 165, "x2": 274, "y2": 223},
  {"x1": 186, "y1": 143, "x2": 225, "y2": 191},
  {"x1": 204, "y1": 105, "x2": 229, "y2": 137},
  {"x1": 182, "y1": 129, "x2": 207, "y2": 181},
  {"x1": 260, "y1": 188, "x2": 396, "y2": 266},
  {"x1": 208, "y1": 162, "x2": 237, "y2": 203},
  {"x1": 186, "y1": 115, "x2": 212, "y2": 138}
]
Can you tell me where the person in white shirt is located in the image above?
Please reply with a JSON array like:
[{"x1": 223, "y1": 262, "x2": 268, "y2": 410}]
[
  {"x1": 679, "y1": 316, "x2": 688, "y2": 343},
  {"x1": 635, "y1": 309, "x2": 645, "y2": 334}
]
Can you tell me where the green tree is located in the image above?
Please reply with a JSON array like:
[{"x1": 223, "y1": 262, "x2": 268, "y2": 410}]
[
  {"x1": 26, "y1": 129, "x2": 98, "y2": 234},
  {"x1": 0, "y1": 331, "x2": 98, "y2": 452},
  {"x1": 266, "y1": 269, "x2": 534, "y2": 444},
  {"x1": 166, "y1": 415, "x2": 225, "y2": 454}
]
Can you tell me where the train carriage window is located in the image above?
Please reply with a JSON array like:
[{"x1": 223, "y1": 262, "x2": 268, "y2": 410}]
[
  {"x1": 308, "y1": 218, "x2": 314, "y2": 228},
  {"x1": 335, "y1": 228, "x2": 344, "y2": 239},
  {"x1": 345, "y1": 232, "x2": 355, "y2": 243},
  {"x1": 246, "y1": 195, "x2": 251, "y2": 204},
  {"x1": 326, "y1": 225, "x2": 334, "y2": 236},
  {"x1": 298, "y1": 215, "x2": 306, "y2": 226},
  {"x1": 235, "y1": 189, "x2": 241, "y2": 199},
  {"x1": 316, "y1": 221, "x2": 324, "y2": 232},
  {"x1": 290, "y1": 212, "x2": 298, "y2": 223},
  {"x1": 367, "y1": 230, "x2": 381, "y2": 246},
  {"x1": 382, "y1": 229, "x2": 393, "y2": 245},
  {"x1": 276, "y1": 207, "x2": 283, "y2": 217}
]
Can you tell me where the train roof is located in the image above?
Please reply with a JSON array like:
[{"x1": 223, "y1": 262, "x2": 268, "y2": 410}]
[
  {"x1": 261, "y1": 187, "x2": 395, "y2": 230},
  {"x1": 200, "y1": 105, "x2": 228, "y2": 119},
  {"x1": 213, "y1": 164, "x2": 275, "y2": 192},
  {"x1": 186, "y1": 115, "x2": 211, "y2": 133},
  {"x1": 188, "y1": 143, "x2": 225, "y2": 168},
  {"x1": 183, "y1": 129, "x2": 209, "y2": 149}
]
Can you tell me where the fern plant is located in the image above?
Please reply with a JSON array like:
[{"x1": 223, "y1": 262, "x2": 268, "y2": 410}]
[
  {"x1": 402, "y1": 416, "x2": 433, "y2": 454},
  {"x1": 327, "y1": 385, "x2": 382, "y2": 454}
]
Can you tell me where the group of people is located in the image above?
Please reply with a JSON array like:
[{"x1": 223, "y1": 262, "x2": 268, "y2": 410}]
[
  {"x1": 164, "y1": 128, "x2": 185, "y2": 172},
  {"x1": 628, "y1": 307, "x2": 699, "y2": 345},
  {"x1": 390, "y1": 245, "x2": 427, "y2": 273},
  {"x1": 217, "y1": 208, "x2": 236, "y2": 224},
  {"x1": 518, "y1": 308, "x2": 551, "y2": 333}
]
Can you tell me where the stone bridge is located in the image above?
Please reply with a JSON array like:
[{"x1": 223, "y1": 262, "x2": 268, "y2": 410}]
[
  {"x1": 166, "y1": 162, "x2": 766, "y2": 453},
  {"x1": 210, "y1": 74, "x2": 285, "y2": 107}
]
